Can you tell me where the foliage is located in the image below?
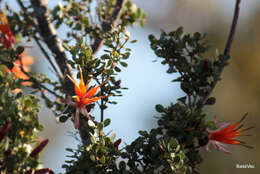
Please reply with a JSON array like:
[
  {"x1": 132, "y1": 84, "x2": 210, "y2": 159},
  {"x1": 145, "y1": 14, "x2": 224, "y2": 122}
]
[{"x1": 0, "y1": 0, "x2": 253, "y2": 174}]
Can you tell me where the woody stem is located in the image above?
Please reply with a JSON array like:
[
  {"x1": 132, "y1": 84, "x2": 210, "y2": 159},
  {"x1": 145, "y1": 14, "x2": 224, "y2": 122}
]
[
  {"x1": 100, "y1": 76, "x2": 104, "y2": 122},
  {"x1": 195, "y1": 0, "x2": 241, "y2": 110}
]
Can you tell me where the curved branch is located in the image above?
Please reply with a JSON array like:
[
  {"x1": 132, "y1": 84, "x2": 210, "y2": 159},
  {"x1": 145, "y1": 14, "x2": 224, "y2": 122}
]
[{"x1": 196, "y1": 0, "x2": 241, "y2": 110}]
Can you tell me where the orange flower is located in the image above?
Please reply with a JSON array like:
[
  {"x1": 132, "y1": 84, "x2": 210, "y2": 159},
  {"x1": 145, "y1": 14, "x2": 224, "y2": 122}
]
[
  {"x1": 206, "y1": 114, "x2": 253, "y2": 154},
  {"x1": 65, "y1": 65, "x2": 109, "y2": 129},
  {"x1": 6, "y1": 50, "x2": 34, "y2": 85},
  {"x1": 0, "y1": 11, "x2": 15, "y2": 48}
]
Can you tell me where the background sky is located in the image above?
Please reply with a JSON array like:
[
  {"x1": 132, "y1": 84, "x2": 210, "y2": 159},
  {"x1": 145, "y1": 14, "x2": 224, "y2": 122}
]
[{"x1": 6, "y1": 0, "x2": 260, "y2": 173}]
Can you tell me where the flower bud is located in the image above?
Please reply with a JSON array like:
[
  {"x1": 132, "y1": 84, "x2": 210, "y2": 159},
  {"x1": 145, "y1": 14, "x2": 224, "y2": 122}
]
[
  {"x1": 114, "y1": 80, "x2": 121, "y2": 86},
  {"x1": 203, "y1": 59, "x2": 210, "y2": 71},
  {"x1": 0, "y1": 120, "x2": 10, "y2": 143},
  {"x1": 4, "y1": 149, "x2": 12, "y2": 156},
  {"x1": 25, "y1": 169, "x2": 33, "y2": 174},
  {"x1": 124, "y1": 30, "x2": 130, "y2": 40},
  {"x1": 158, "y1": 145, "x2": 164, "y2": 152},
  {"x1": 35, "y1": 168, "x2": 52, "y2": 174},
  {"x1": 114, "y1": 138, "x2": 122, "y2": 148},
  {"x1": 30, "y1": 139, "x2": 49, "y2": 158}
]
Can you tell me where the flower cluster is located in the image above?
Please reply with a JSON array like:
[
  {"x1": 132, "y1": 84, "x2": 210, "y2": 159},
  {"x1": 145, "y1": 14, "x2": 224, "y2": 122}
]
[
  {"x1": 0, "y1": 10, "x2": 15, "y2": 49},
  {"x1": 0, "y1": 9, "x2": 34, "y2": 88},
  {"x1": 5, "y1": 50, "x2": 34, "y2": 84}
]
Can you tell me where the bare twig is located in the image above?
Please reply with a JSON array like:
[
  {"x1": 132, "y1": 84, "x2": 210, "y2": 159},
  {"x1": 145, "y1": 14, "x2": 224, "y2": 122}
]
[
  {"x1": 196, "y1": 0, "x2": 242, "y2": 110},
  {"x1": 19, "y1": 61, "x2": 63, "y2": 99},
  {"x1": 34, "y1": 39, "x2": 63, "y2": 81},
  {"x1": 91, "y1": 0, "x2": 127, "y2": 57},
  {"x1": 224, "y1": 0, "x2": 241, "y2": 55}
]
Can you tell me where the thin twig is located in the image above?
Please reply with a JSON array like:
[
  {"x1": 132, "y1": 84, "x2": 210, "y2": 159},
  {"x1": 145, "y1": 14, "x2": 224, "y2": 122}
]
[
  {"x1": 100, "y1": 76, "x2": 104, "y2": 122},
  {"x1": 224, "y1": 0, "x2": 241, "y2": 55},
  {"x1": 19, "y1": 60, "x2": 63, "y2": 99},
  {"x1": 91, "y1": 0, "x2": 127, "y2": 57},
  {"x1": 195, "y1": 0, "x2": 241, "y2": 110},
  {"x1": 34, "y1": 39, "x2": 63, "y2": 80}
]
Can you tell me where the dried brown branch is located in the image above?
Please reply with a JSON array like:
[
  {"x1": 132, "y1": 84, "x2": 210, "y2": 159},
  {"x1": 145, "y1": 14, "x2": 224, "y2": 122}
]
[
  {"x1": 196, "y1": 0, "x2": 242, "y2": 110},
  {"x1": 91, "y1": 0, "x2": 127, "y2": 57}
]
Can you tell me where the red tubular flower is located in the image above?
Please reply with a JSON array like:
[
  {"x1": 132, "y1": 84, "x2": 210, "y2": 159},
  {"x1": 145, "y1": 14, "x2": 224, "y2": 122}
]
[
  {"x1": 65, "y1": 65, "x2": 110, "y2": 129},
  {"x1": 0, "y1": 120, "x2": 10, "y2": 143},
  {"x1": 0, "y1": 11, "x2": 15, "y2": 48},
  {"x1": 30, "y1": 139, "x2": 49, "y2": 158},
  {"x1": 114, "y1": 138, "x2": 122, "y2": 148},
  {"x1": 206, "y1": 114, "x2": 253, "y2": 154},
  {"x1": 35, "y1": 168, "x2": 52, "y2": 174},
  {"x1": 203, "y1": 59, "x2": 210, "y2": 71},
  {"x1": 158, "y1": 144, "x2": 164, "y2": 152}
]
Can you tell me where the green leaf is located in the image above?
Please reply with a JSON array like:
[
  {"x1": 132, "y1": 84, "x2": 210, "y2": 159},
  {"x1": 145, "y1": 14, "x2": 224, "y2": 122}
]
[
  {"x1": 114, "y1": 66, "x2": 121, "y2": 72},
  {"x1": 122, "y1": 52, "x2": 130, "y2": 59},
  {"x1": 90, "y1": 154, "x2": 95, "y2": 162},
  {"x1": 97, "y1": 122, "x2": 104, "y2": 131},
  {"x1": 119, "y1": 161, "x2": 126, "y2": 170},
  {"x1": 138, "y1": 130, "x2": 148, "y2": 137},
  {"x1": 15, "y1": 92, "x2": 23, "y2": 99},
  {"x1": 59, "y1": 115, "x2": 69, "y2": 123},
  {"x1": 155, "y1": 104, "x2": 164, "y2": 113},
  {"x1": 177, "y1": 96, "x2": 186, "y2": 104},
  {"x1": 24, "y1": 98, "x2": 32, "y2": 108},
  {"x1": 104, "y1": 118, "x2": 111, "y2": 127},
  {"x1": 205, "y1": 97, "x2": 216, "y2": 105},
  {"x1": 16, "y1": 46, "x2": 25, "y2": 55},
  {"x1": 85, "y1": 48, "x2": 92, "y2": 58},
  {"x1": 120, "y1": 61, "x2": 128, "y2": 67},
  {"x1": 106, "y1": 69, "x2": 114, "y2": 75},
  {"x1": 89, "y1": 132, "x2": 96, "y2": 143},
  {"x1": 65, "y1": 148, "x2": 73, "y2": 152},
  {"x1": 130, "y1": 40, "x2": 137, "y2": 43},
  {"x1": 100, "y1": 155, "x2": 106, "y2": 164},
  {"x1": 63, "y1": 42, "x2": 70, "y2": 51},
  {"x1": 101, "y1": 54, "x2": 110, "y2": 60}
]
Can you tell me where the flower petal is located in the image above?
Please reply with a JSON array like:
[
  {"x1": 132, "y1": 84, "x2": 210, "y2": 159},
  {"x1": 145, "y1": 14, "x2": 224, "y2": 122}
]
[
  {"x1": 67, "y1": 74, "x2": 82, "y2": 97},
  {"x1": 78, "y1": 65, "x2": 87, "y2": 95},
  {"x1": 80, "y1": 107, "x2": 91, "y2": 120},
  {"x1": 74, "y1": 109, "x2": 80, "y2": 129}
]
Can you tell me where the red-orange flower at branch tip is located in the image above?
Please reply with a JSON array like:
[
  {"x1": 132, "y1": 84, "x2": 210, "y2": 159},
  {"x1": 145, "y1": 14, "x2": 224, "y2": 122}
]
[
  {"x1": 6, "y1": 50, "x2": 34, "y2": 85},
  {"x1": 0, "y1": 11, "x2": 15, "y2": 48},
  {"x1": 65, "y1": 65, "x2": 110, "y2": 129},
  {"x1": 206, "y1": 114, "x2": 253, "y2": 154}
]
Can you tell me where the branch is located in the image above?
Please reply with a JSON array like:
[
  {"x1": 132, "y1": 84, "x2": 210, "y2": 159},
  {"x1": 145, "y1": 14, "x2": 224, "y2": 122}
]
[
  {"x1": 16, "y1": 0, "x2": 63, "y2": 82},
  {"x1": 29, "y1": 0, "x2": 74, "y2": 95},
  {"x1": 19, "y1": 61, "x2": 62, "y2": 99},
  {"x1": 224, "y1": 0, "x2": 241, "y2": 55},
  {"x1": 91, "y1": 0, "x2": 127, "y2": 57},
  {"x1": 196, "y1": 0, "x2": 241, "y2": 110}
]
